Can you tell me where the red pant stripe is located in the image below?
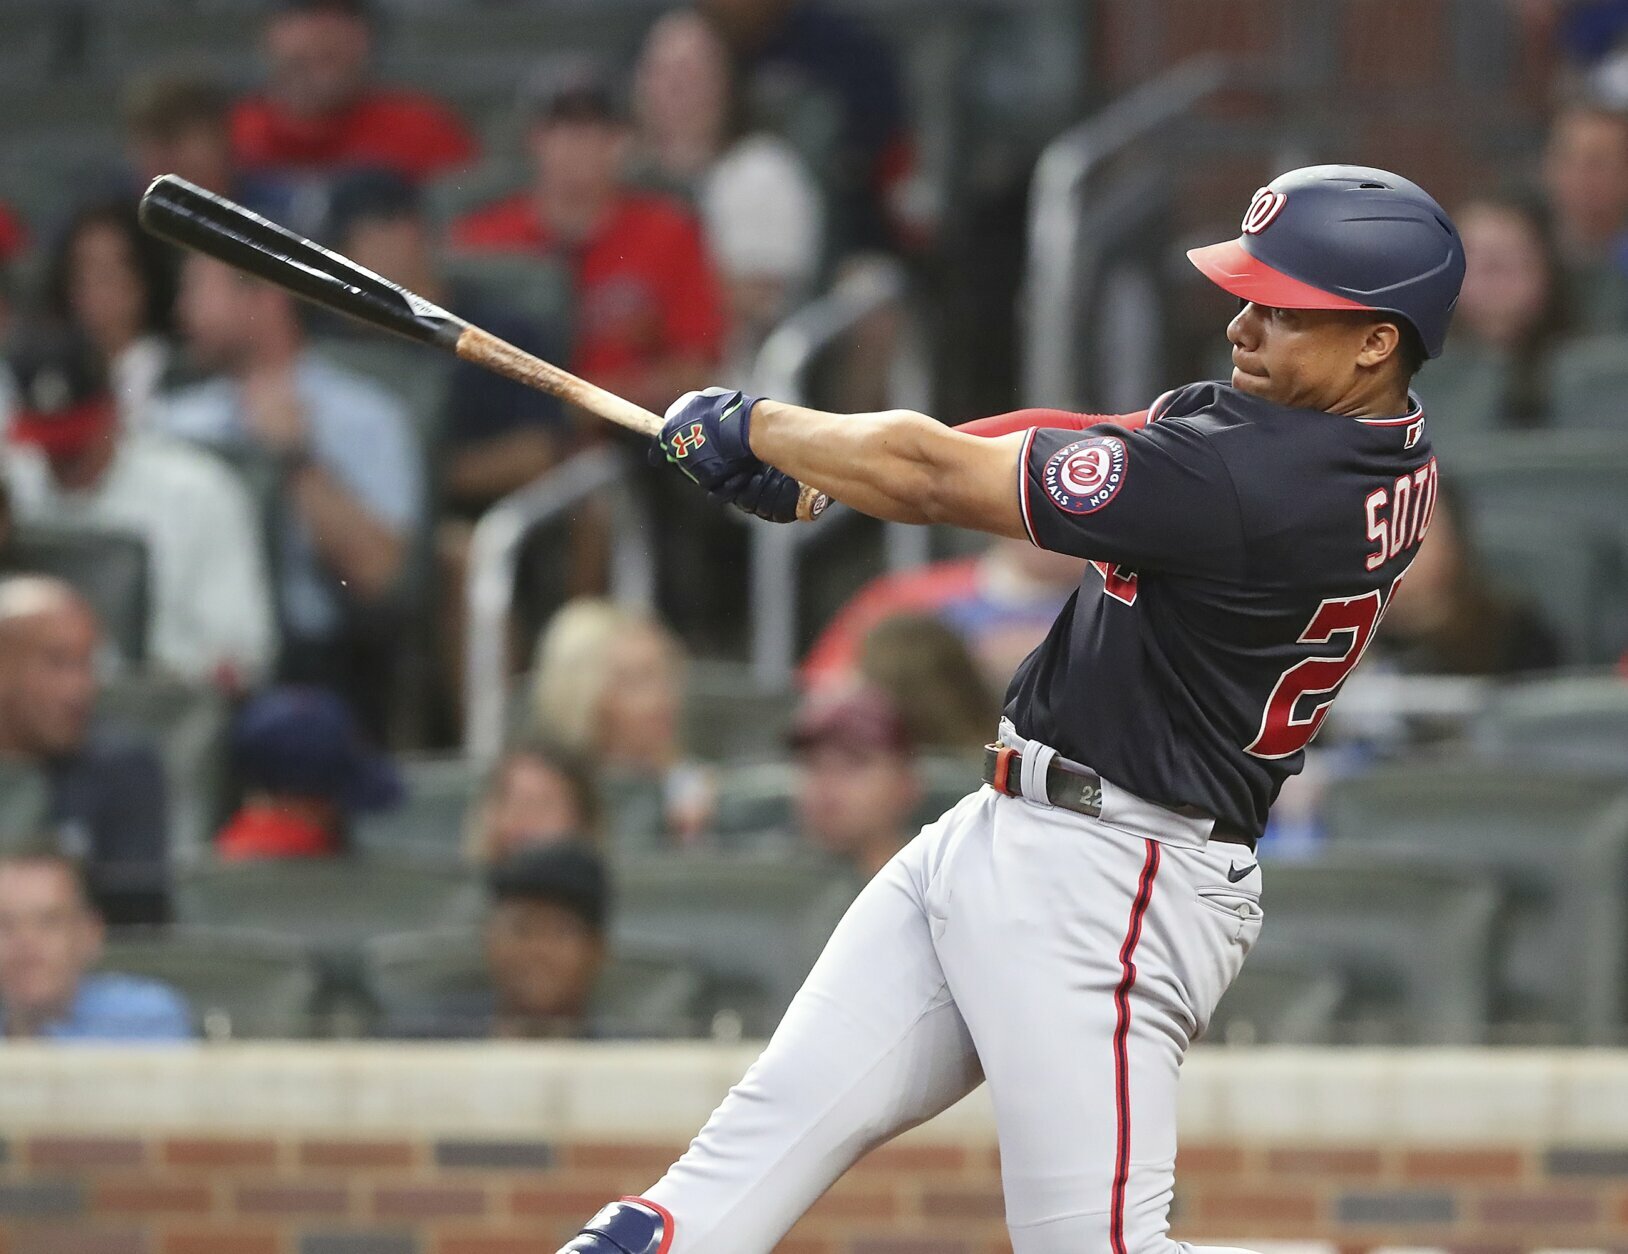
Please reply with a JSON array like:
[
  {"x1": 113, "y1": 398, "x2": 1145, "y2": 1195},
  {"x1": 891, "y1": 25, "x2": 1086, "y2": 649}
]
[{"x1": 1109, "y1": 839, "x2": 1161, "y2": 1254}]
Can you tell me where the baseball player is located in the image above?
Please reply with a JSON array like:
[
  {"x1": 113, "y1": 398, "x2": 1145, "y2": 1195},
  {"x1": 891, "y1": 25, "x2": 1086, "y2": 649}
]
[{"x1": 557, "y1": 166, "x2": 1466, "y2": 1254}]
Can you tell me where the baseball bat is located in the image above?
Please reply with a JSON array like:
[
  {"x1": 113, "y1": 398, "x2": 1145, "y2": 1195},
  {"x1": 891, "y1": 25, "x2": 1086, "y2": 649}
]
[{"x1": 137, "y1": 174, "x2": 829, "y2": 522}]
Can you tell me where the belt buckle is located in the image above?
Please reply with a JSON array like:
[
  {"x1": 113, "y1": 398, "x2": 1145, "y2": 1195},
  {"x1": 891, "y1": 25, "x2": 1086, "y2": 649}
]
[{"x1": 989, "y1": 744, "x2": 1019, "y2": 795}]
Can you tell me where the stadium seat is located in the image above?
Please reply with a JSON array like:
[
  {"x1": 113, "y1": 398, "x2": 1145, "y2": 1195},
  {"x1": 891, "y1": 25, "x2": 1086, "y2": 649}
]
[
  {"x1": 9, "y1": 524, "x2": 149, "y2": 666},
  {"x1": 681, "y1": 661, "x2": 796, "y2": 763},
  {"x1": 101, "y1": 926, "x2": 322, "y2": 1040},
  {"x1": 97, "y1": 672, "x2": 229, "y2": 867},
  {"x1": 1472, "y1": 674, "x2": 1628, "y2": 774},
  {"x1": 353, "y1": 754, "x2": 478, "y2": 861},
  {"x1": 1248, "y1": 852, "x2": 1502, "y2": 1044},
  {"x1": 1551, "y1": 333, "x2": 1628, "y2": 432},
  {"x1": 1464, "y1": 508, "x2": 1617, "y2": 666},
  {"x1": 711, "y1": 756, "x2": 976, "y2": 849},
  {"x1": 174, "y1": 858, "x2": 483, "y2": 950},
  {"x1": 0, "y1": 761, "x2": 51, "y2": 843},
  {"x1": 310, "y1": 339, "x2": 454, "y2": 450},
  {"x1": 1451, "y1": 433, "x2": 1628, "y2": 663},
  {"x1": 610, "y1": 853, "x2": 858, "y2": 1036},
  {"x1": 1412, "y1": 342, "x2": 1508, "y2": 454},
  {"x1": 361, "y1": 927, "x2": 705, "y2": 1039},
  {"x1": 1321, "y1": 760, "x2": 1628, "y2": 1042},
  {"x1": 439, "y1": 252, "x2": 574, "y2": 343},
  {"x1": 1205, "y1": 957, "x2": 1349, "y2": 1046}
]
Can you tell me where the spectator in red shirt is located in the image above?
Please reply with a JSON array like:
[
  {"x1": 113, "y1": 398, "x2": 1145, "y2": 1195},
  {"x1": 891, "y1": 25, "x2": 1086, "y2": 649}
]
[
  {"x1": 231, "y1": 0, "x2": 477, "y2": 185},
  {"x1": 450, "y1": 59, "x2": 726, "y2": 415}
]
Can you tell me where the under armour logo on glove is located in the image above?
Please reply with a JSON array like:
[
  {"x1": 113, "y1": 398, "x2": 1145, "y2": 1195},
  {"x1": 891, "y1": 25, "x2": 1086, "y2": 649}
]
[
  {"x1": 656, "y1": 387, "x2": 762, "y2": 489},
  {"x1": 669, "y1": 422, "x2": 708, "y2": 458}
]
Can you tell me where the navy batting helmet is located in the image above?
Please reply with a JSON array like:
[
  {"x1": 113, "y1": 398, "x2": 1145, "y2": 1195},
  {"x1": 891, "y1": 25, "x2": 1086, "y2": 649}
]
[{"x1": 1187, "y1": 165, "x2": 1465, "y2": 358}]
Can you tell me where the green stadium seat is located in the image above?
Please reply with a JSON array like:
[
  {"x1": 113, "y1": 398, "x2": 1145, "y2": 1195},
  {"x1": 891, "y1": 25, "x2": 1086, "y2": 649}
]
[
  {"x1": 680, "y1": 661, "x2": 796, "y2": 763},
  {"x1": 353, "y1": 754, "x2": 479, "y2": 861},
  {"x1": 9, "y1": 524, "x2": 150, "y2": 667},
  {"x1": 1321, "y1": 760, "x2": 1628, "y2": 1042},
  {"x1": 1464, "y1": 508, "x2": 1617, "y2": 666},
  {"x1": 1450, "y1": 433, "x2": 1628, "y2": 663},
  {"x1": 0, "y1": 761, "x2": 51, "y2": 844},
  {"x1": 1472, "y1": 674, "x2": 1628, "y2": 775},
  {"x1": 97, "y1": 672, "x2": 229, "y2": 867},
  {"x1": 611, "y1": 853, "x2": 858, "y2": 1036},
  {"x1": 310, "y1": 339, "x2": 454, "y2": 450},
  {"x1": 1206, "y1": 957, "x2": 1349, "y2": 1046},
  {"x1": 439, "y1": 251, "x2": 574, "y2": 341},
  {"x1": 1552, "y1": 333, "x2": 1628, "y2": 431},
  {"x1": 174, "y1": 858, "x2": 483, "y2": 950},
  {"x1": 1413, "y1": 340, "x2": 1509, "y2": 453},
  {"x1": 1248, "y1": 852, "x2": 1502, "y2": 1044},
  {"x1": 710, "y1": 756, "x2": 977, "y2": 849},
  {"x1": 101, "y1": 926, "x2": 322, "y2": 1040},
  {"x1": 362, "y1": 927, "x2": 705, "y2": 1039}
]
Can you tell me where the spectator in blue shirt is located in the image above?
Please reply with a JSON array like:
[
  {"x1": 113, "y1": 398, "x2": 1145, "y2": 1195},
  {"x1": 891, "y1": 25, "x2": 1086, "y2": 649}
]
[
  {"x1": 0, "y1": 848, "x2": 191, "y2": 1042},
  {"x1": 157, "y1": 253, "x2": 424, "y2": 733}
]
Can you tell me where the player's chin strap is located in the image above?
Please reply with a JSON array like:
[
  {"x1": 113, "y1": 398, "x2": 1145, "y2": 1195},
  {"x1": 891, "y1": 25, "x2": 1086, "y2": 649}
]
[{"x1": 556, "y1": 1198, "x2": 673, "y2": 1254}]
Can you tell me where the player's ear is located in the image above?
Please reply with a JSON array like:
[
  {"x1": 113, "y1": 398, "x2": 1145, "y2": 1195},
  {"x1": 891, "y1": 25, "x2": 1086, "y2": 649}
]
[{"x1": 1355, "y1": 320, "x2": 1401, "y2": 371}]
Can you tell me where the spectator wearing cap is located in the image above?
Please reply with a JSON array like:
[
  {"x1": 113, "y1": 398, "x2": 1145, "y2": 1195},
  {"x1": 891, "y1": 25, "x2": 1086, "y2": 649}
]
[
  {"x1": 0, "y1": 847, "x2": 191, "y2": 1041},
  {"x1": 231, "y1": 0, "x2": 477, "y2": 185},
  {"x1": 451, "y1": 58, "x2": 726, "y2": 417},
  {"x1": 2, "y1": 331, "x2": 277, "y2": 689},
  {"x1": 388, "y1": 843, "x2": 610, "y2": 1040},
  {"x1": 631, "y1": 10, "x2": 823, "y2": 378},
  {"x1": 216, "y1": 686, "x2": 403, "y2": 859},
  {"x1": 0, "y1": 578, "x2": 170, "y2": 926},
  {"x1": 790, "y1": 685, "x2": 922, "y2": 882},
  {"x1": 124, "y1": 70, "x2": 299, "y2": 228},
  {"x1": 156, "y1": 254, "x2": 422, "y2": 730}
]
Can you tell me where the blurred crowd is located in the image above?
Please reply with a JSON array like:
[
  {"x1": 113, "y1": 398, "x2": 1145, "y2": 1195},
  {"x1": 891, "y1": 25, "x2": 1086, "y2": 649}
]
[{"x1": 1, "y1": 0, "x2": 1627, "y2": 1043}]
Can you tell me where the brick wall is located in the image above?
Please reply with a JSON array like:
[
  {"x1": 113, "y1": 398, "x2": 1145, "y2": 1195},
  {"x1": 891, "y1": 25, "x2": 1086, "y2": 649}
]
[{"x1": 5, "y1": 1132, "x2": 1628, "y2": 1253}]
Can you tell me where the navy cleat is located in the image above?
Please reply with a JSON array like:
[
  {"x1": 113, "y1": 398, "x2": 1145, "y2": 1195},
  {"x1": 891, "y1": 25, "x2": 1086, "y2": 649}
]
[{"x1": 556, "y1": 1198, "x2": 671, "y2": 1254}]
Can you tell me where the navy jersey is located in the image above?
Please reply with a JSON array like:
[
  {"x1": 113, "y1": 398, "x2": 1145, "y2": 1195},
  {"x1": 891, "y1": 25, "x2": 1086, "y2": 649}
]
[{"x1": 1004, "y1": 381, "x2": 1437, "y2": 837}]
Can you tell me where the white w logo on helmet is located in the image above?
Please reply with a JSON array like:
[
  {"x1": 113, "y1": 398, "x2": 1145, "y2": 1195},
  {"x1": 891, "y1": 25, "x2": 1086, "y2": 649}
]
[{"x1": 1241, "y1": 187, "x2": 1288, "y2": 235}]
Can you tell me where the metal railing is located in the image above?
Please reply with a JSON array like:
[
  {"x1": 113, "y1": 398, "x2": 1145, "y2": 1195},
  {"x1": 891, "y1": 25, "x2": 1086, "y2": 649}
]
[
  {"x1": 462, "y1": 446, "x2": 654, "y2": 764},
  {"x1": 743, "y1": 258, "x2": 932, "y2": 683},
  {"x1": 1022, "y1": 54, "x2": 1235, "y2": 409}
]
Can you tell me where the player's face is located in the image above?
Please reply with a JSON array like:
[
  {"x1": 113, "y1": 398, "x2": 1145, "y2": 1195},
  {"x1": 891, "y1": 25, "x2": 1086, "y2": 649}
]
[{"x1": 1226, "y1": 302, "x2": 1399, "y2": 413}]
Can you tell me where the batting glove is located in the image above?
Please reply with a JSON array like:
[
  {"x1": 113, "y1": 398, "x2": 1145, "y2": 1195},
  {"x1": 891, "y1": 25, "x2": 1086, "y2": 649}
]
[{"x1": 708, "y1": 464, "x2": 803, "y2": 524}]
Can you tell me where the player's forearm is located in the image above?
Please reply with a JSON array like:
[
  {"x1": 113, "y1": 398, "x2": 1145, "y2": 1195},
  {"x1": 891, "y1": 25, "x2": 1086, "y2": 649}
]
[{"x1": 750, "y1": 400, "x2": 1026, "y2": 535}]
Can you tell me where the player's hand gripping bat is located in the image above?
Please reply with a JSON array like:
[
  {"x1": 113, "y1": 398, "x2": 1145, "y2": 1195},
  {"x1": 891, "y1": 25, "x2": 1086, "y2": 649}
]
[{"x1": 137, "y1": 175, "x2": 829, "y2": 522}]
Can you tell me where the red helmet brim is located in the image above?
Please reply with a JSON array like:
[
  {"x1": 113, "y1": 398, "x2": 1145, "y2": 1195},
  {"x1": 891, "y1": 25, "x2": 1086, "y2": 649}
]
[{"x1": 1187, "y1": 238, "x2": 1373, "y2": 311}]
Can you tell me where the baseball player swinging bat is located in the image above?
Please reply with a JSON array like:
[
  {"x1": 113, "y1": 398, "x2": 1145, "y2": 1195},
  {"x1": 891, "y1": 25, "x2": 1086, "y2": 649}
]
[{"x1": 135, "y1": 174, "x2": 829, "y2": 523}]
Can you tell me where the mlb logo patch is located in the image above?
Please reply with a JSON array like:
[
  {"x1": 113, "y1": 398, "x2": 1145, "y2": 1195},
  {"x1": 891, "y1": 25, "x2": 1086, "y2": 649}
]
[
  {"x1": 1404, "y1": 418, "x2": 1424, "y2": 449},
  {"x1": 1043, "y1": 435, "x2": 1128, "y2": 514}
]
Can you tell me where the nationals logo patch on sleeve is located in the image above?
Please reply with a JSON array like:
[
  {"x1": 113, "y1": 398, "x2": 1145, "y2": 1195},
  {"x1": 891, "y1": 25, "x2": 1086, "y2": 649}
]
[{"x1": 1043, "y1": 434, "x2": 1128, "y2": 514}]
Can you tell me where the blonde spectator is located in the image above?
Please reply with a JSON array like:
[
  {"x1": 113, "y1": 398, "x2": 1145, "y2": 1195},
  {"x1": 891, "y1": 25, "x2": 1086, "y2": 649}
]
[
  {"x1": 465, "y1": 739, "x2": 602, "y2": 864},
  {"x1": 530, "y1": 599, "x2": 714, "y2": 849}
]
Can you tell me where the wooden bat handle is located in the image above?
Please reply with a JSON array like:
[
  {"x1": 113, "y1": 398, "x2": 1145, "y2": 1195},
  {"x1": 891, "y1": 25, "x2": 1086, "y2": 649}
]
[{"x1": 456, "y1": 326, "x2": 829, "y2": 523}]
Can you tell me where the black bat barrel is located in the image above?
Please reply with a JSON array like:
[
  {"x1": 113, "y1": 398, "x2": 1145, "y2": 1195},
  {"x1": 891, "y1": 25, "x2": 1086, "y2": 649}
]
[{"x1": 138, "y1": 174, "x2": 467, "y2": 350}]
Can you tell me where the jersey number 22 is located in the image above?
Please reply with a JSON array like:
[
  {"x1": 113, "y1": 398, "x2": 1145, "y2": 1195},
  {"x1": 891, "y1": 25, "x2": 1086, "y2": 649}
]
[{"x1": 1245, "y1": 575, "x2": 1404, "y2": 760}]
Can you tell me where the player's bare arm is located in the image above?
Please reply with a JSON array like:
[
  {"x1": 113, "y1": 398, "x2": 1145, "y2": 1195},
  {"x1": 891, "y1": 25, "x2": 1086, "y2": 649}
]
[{"x1": 747, "y1": 400, "x2": 1028, "y2": 536}]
